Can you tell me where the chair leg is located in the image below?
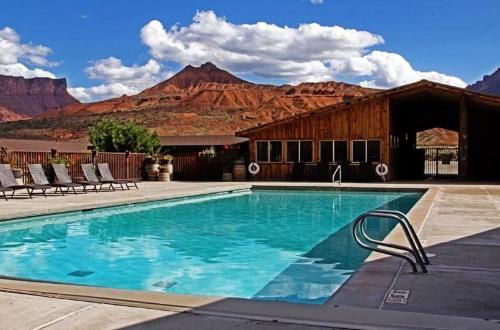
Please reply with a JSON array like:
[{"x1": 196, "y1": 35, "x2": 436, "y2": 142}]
[
  {"x1": 27, "y1": 188, "x2": 32, "y2": 199},
  {"x1": 72, "y1": 187, "x2": 77, "y2": 195},
  {"x1": 42, "y1": 189, "x2": 46, "y2": 198},
  {"x1": 2, "y1": 191, "x2": 7, "y2": 201},
  {"x1": 110, "y1": 183, "x2": 115, "y2": 191},
  {"x1": 134, "y1": 182, "x2": 138, "y2": 189}
]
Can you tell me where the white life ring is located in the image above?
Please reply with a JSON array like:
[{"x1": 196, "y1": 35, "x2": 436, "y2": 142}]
[
  {"x1": 375, "y1": 163, "x2": 389, "y2": 177},
  {"x1": 248, "y1": 162, "x2": 260, "y2": 175}
]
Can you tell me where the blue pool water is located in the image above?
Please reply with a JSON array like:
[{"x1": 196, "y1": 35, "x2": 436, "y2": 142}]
[{"x1": 0, "y1": 189, "x2": 422, "y2": 304}]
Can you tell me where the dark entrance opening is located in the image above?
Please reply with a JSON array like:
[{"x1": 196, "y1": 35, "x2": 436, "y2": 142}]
[{"x1": 389, "y1": 90, "x2": 460, "y2": 180}]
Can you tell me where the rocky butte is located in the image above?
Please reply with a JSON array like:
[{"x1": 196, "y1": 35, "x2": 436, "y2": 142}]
[
  {"x1": 467, "y1": 67, "x2": 500, "y2": 96},
  {"x1": 0, "y1": 75, "x2": 80, "y2": 121}
]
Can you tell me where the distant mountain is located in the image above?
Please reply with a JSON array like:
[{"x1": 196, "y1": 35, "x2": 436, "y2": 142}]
[
  {"x1": 149, "y1": 62, "x2": 249, "y2": 91},
  {"x1": 0, "y1": 63, "x2": 376, "y2": 139},
  {"x1": 0, "y1": 75, "x2": 79, "y2": 122},
  {"x1": 467, "y1": 68, "x2": 500, "y2": 96}
]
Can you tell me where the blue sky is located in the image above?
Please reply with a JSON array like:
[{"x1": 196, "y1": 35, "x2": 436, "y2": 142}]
[{"x1": 1, "y1": 0, "x2": 499, "y2": 101}]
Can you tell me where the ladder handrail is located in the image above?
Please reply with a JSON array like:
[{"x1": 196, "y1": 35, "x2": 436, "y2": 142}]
[
  {"x1": 332, "y1": 164, "x2": 342, "y2": 185},
  {"x1": 352, "y1": 210, "x2": 429, "y2": 273},
  {"x1": 370, "y1": 209, "x2": 429, "y2": 265}
]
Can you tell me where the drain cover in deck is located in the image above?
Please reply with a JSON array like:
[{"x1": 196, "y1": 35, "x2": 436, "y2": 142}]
[{"x1": 385, "y1": 289, "x2": 410, "y2": 304}]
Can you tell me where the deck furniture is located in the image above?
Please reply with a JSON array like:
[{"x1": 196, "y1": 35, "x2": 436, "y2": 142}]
[
  {"x1": 0, "y1": 164, "x2": 49, "y2": 199},
  {"x1": 0, "y1": 186, "x2": 13, "y2": 201},
  {"x1": 98, "y1": 163, "x2": 139, "y2": 190},
  {"x1": 81, "y1": 164, "x2": 107, "y2": 192},
  {"x1": 51, "y1": 163, "x2": 85, "y2": 195}
]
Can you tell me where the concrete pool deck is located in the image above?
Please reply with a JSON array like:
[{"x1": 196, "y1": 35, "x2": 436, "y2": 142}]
[{"x1": 0, "y1": 181, "x2": 500, "y2": 329}]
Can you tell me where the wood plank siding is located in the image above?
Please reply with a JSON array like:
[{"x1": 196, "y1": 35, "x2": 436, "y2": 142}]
[{"x1": 239, "y1": 96, "x2": 390, "y2": 180}]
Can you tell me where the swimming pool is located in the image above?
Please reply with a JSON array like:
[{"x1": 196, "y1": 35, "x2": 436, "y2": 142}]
[{"x1": 0, "y1": 188, "x2": 422, "y2": 304}]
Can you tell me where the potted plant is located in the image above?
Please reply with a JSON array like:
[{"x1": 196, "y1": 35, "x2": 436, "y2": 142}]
[
  {"x1": 158, "y1": 165, "x2": 170, "y2": 182},
  {"x1": 49, "y1": 155, "x2": 73, "y2": 167},
  {"x1": 162, "y1": 154, "x2": 174, "y2": 178},
  {"x1": 10, "y1": 160, "x2": 23, "y2": 181},
  {"x1": 145, "y1": 155, "x2": 160, "y2": 181}
]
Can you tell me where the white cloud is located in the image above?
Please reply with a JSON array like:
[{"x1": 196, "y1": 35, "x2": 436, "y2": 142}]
[
  {"x1": 68, "y1": 57, "x2": 172, "y2": 102},
  {"x1": 139, "y1": 11, "x2": 465, "y2": 88},
  {"x1": 140, "y1": 11, "x2": 383, "y2": 82},
  {"x1": 347, "y1": 51, "x2": 466, "y2": 88},
  {"x1": 0, "y1": 26, "x2": 58, "y2": 78},
  {"x1": 310, "y1": 0, "x2": 324, "y2": 4},
  {"x1": 0, "y1": 63, "x2": 55, "y2": 78}
]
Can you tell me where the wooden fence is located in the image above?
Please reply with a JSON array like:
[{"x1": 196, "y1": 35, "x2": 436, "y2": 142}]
[
  {"x1": 6, "y1": 150, "x2": 227, "y2": 182},
  {"x1": 172, "y1": 151, "x2": 225, "y2": 181},
  {"x1": 8, "y1": 151, "x2": 146, "y2": 184}
]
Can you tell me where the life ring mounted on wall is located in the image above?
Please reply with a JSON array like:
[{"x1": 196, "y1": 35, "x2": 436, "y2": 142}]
[
  {"x1": 248, "y1": 162, "x2": 260, "y2": 175},
  {"x1": 375, "y1": 163, "x2": 389, "y2": 181}
]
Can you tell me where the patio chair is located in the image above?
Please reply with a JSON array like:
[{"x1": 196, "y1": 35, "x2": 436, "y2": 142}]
[
  {"x1": 0, "y1": 164, "x2": 49, "y2": 199},
  {"x1": 81, "y1": 164, "x2": 107, "y2": 192},
  {"x1": 51, "y1": 163, "x2": 85, "y2": 195},
  {"x1": 0, "y1": 186, "x2": 13, "y2": 201},
  {"x1": 97, "y1": 163, "x2": 140, "y2": 190}
]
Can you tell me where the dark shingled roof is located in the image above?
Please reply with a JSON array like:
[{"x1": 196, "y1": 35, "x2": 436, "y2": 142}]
[{"x1": 159, "y1": 135, "x2": 248, "y2": 146}]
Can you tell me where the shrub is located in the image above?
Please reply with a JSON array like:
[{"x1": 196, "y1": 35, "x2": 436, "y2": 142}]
[{"x1": 89, "y1": 119, "x2": 160, "y2": 154}]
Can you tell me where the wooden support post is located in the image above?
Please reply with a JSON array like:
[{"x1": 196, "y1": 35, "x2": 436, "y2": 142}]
[{"x1": 458, "y1": 95, "x2": 468, "y2": 180}]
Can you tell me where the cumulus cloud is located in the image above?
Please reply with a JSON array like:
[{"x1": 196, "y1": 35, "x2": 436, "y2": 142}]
[
  {"x1": 140, "y1": 11, "x2": 383, "y2": 82},
  {"x1": 68, "y1": 57, "x2": 172, "y2": 102},
  {"x1": 347, "y1": 51, "x2": 467, "y2": 88},
  {"x1": 0, "y1": 26, "x2": 58, "y2": 78},
  {"x1": 139, "y1": 11, "x2": 465, "y2": 88}
]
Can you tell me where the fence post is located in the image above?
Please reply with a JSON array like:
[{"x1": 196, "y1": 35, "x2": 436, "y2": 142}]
[{"x1": 126, "y1": 151, "x2": 130, "y2": 179}]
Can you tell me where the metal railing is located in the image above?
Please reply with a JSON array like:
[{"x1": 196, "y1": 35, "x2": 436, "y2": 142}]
[
  {"x1": 352, "y1": 209, "x2": 429, "y2": 273},
  {"x1": 332, "y1": 164, "x2": 342, "y2": 185}
]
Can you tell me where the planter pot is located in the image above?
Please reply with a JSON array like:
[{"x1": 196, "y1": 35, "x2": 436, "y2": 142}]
[
  {"x1": 158, "y1": 172, "x2": 171, "y2": 182},
  {"x1": 222, "y1": 172, "x2": 233, "y2": 181},
  {"x1": 146, "y1": 163, "x2": 159, "y2": 181},
  {"x1": 232, "y1": 164, "x2": 247, "y2": 181},
  {"x1": 165, "y1": 163, "x2": 173, "y2": 175},
  {"x1": 12, "y1": 168, "x2": 22, "y2": 179}
]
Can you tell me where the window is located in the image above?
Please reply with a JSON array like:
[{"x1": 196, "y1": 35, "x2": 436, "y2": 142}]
[
  {"x1": 352, "y1": 140, "x2": 367, "y2": 163},
  {"x1": 320, "y1": 141, "x2": 333, "y2": 162},
  {"x1": 287, "y1": 141, "x2": 313, "y2": 162},
  {"x1": 256, "y1": 141, "x2": 283, "y2": 162},
  {"x1": 320, "y1": 140, "x2": 348, "y2": 163},
  {"x1": 334, "y1": 140, "x2": 348, "y2": 163},
  {"x1": 269, "y1": 141, "x2": 283, "y2": 162},
  {"x1": 286, "y1": 141, "x2": 299, "y2": 162},
  {"x1": 256, "y1": 141, "x2": 268, "y2": 162},
  {"x1": 367, "y1": 140, "x2": 381, "y2": 163}
]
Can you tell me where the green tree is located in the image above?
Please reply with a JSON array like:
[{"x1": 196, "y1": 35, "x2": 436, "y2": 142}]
[{"x1": 89, "y1": 119, "x2": 160, "y2": 154}]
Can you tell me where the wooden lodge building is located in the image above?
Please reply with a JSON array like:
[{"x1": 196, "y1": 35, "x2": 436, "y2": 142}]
[{"x1": 237, "y1": 80, "x2": 500, "y2": 182}]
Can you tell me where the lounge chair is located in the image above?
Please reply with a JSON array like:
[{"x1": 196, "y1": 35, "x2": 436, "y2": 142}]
[
  {"x1": 0, "y1": 186, "x2": 13, "y2": 201},
  {"x1": 97, "y1": 163, "x2": 140, "y2": 190},
  {"x1": 81, "y1": 164, "x2": 107, "y2": 192},
  {"x1": 51, "y1": 163, "x2": 85, "y2": 195},
  {"x1": 0, "y1": 164, "x2": 50, "y2": 199}
]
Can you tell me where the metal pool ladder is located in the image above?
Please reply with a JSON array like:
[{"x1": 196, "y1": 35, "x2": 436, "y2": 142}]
[
  {"x1": 332, "y1": 165, "x2": 342, "y2": 185},
  {"x1": 352, "y1": 210, "x2": 430, "y2": 273}
]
